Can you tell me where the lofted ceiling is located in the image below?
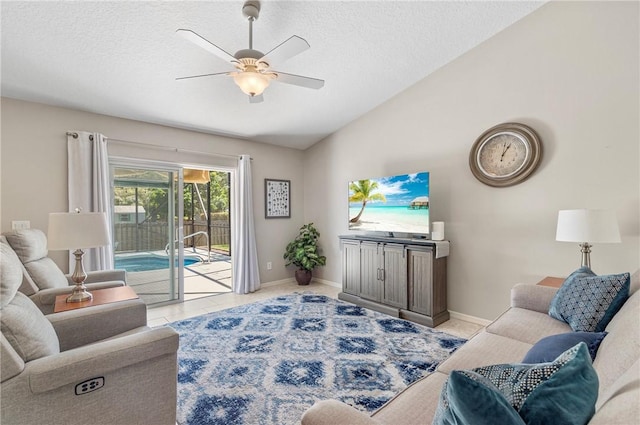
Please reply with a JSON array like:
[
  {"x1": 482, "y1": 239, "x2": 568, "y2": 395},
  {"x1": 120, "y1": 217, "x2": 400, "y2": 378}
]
[{"x1": 1, "y1": 1, "x2": 544, "y2": 150}]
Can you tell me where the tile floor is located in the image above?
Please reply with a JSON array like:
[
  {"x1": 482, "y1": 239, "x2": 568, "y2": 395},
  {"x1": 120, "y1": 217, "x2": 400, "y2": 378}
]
[{"x1": 147, "y1": 280, "x2": 484, "y2": 339}]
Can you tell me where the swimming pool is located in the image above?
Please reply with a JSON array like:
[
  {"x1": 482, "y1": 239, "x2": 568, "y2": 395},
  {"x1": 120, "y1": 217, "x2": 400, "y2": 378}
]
[{"x1": 115, "y1": 255, "x2": 201, "y2": 272}]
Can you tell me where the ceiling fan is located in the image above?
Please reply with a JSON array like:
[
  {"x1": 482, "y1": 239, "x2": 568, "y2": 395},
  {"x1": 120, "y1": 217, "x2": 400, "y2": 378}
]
[{"x1": 176, "y1": 0, "x2": 324, "y2": 103}]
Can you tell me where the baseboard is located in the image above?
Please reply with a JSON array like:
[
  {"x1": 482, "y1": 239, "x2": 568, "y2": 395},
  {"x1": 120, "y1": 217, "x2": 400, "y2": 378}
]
[
  {"x1": 448, "y1": 310, "x2": 492, "y2": 326},
  {"x1": 312, "y1": 278, "x2": 341, "y2": 288},
  {"x1": 260, "y1": 278, "x2": 296, "y2": 288},
  {"x1": 261, "y1": 277, "x2": 341, "y2": 289}
]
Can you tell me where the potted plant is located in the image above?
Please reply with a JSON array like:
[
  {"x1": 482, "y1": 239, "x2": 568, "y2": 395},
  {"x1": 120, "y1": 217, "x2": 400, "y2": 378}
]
[{"x1": 283, "y1": 223, "x2": 327, "y2": 285}]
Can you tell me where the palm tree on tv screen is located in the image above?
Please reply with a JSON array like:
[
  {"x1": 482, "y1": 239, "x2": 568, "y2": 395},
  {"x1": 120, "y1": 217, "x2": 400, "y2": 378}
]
[{"x1": 349, "y1": 179, "x2": 386, "y2": 223}]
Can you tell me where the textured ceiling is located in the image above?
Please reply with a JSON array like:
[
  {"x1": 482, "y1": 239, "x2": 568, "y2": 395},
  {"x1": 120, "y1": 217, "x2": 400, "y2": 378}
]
[{"x1": 1, "y1": 1, "x2": 544, "y2": 150}]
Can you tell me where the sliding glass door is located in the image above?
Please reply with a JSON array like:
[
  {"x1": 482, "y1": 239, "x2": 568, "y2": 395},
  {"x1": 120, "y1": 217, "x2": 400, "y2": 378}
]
[
  {"x1": 182, "y1": 170, "x2": 232, "y2": 300},
  {"x1": 111, "y1": 163, "x2": 184, "y2": 305}
]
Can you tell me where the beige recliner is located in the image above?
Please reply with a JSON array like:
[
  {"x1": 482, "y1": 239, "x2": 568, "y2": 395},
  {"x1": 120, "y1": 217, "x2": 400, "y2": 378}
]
[
  {"x1": 2, "y1": 229, "x2": 127, "y2": 314},
  {"x1": 0, "y1": 241, "x2": 179, "y2": 425}
]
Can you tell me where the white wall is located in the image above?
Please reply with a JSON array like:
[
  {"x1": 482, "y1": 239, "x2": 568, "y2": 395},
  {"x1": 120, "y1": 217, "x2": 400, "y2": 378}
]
[
  {"x1": 0, "y1": 98, "x2": 305, "y2": 280},
  {"x1": 304, "y1": 1, "x2": 640, "y2": 320}
]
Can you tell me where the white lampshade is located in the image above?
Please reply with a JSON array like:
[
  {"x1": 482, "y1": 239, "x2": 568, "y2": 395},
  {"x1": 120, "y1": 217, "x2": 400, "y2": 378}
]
[
  {"x1": 233, "y1": 70, "x2": 270, "y2": 97},
  {"x1": 48, "y1": 212, "x2": 110, "y2": 250},
  {"x1": 556, "y1": 209, "x2": 621, "y2": 243}
]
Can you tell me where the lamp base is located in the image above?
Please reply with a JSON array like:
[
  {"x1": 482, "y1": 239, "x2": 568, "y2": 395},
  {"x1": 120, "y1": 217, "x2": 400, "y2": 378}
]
[
  {"x1": 66, "y1": 248, "x2": 93, "y2": 303},
  {"x1": 579, "y1": 242, "x2": 592, "y2": 269},
  {"x1": 66, "y1": 287, "x2": 93, "y2": 303}
]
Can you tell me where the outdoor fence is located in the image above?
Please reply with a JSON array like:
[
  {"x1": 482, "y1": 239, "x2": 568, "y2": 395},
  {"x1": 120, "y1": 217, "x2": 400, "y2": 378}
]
[{"x1": 114, "y1": 220, "x2": 230, "y2": 253}]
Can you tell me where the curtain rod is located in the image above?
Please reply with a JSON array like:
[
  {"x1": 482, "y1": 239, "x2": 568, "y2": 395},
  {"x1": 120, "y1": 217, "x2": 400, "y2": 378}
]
[{"x1": 65, "y1": 132, "x2": 249, "y2": 161}]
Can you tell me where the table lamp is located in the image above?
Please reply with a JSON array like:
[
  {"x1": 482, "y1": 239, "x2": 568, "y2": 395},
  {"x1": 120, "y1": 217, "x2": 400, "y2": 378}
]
[
  {"x1": 48, "y1": 210, "x2": 111, "y2": 303},
  {"x1": 556, "y1": 209, "x2": 621, "y2": 269}
]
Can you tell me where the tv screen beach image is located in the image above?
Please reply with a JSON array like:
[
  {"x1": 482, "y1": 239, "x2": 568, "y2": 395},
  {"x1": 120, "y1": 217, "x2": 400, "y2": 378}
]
[{"x1": 348, "y1": 172, "x2": 430, "y2": 234}]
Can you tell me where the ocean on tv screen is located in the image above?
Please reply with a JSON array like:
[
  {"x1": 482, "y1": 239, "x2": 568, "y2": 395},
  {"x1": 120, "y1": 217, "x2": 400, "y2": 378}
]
[{"x1": 348, "y1": 205, "x2": 429, "y2": 233}]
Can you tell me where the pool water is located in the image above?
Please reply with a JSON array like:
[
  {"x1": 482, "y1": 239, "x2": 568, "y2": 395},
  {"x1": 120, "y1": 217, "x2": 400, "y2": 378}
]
[{"x1": 115, "y1": 255, "x2": 200, "y2": 272}]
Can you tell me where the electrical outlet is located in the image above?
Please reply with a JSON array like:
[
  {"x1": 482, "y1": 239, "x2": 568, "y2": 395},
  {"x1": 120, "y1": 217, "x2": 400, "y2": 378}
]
[
  {"x1": 11, "y1": 220, "x2": 30, "y2": 230},
  {"x1": 267, "y1": 262, "x2": 272, "y2": 270}
]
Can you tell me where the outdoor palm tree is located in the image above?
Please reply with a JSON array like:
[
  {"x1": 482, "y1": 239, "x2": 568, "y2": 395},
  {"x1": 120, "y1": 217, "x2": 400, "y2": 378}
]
[{"x1": 349, "y1": 179, "x2": 386, "y2": 223}]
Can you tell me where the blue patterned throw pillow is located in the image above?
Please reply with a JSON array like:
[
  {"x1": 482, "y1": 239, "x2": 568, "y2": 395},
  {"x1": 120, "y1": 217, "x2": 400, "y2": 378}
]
[
  {"x1": 549, "y1": 269, "x2": 630, "y2": 332},
  {"x1": 433, "y1": 343, "x2": 598, "y2": 425},
  {"x1": 433, "y1": 370, "x2": 525, "y2": 425}
]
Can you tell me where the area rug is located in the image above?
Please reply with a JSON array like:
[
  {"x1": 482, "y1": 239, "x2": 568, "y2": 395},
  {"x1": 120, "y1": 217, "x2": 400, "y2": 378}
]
[{"x1": 167, "y1": 293, "x2": 466, "y2": 425}]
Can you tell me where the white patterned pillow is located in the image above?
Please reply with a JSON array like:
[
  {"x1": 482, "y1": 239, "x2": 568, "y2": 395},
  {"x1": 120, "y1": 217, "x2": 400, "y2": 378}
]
[{"x1": 549, "y1": 269, "x2": 630, "y2": 332}]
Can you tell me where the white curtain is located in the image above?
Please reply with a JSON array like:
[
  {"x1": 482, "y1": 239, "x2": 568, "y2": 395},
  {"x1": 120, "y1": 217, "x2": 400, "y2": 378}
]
[
  {"x1": 232, "y1": 155, "x2": 261, "y2": 294},
  {"x1": 67, "y1": 131, "x2": 114, "y2": 270}
]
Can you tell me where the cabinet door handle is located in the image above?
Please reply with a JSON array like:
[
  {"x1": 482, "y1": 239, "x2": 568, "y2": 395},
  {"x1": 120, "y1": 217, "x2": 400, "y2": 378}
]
[{"x1": 380, "y1": 269, "x2": 384, "y2": 281}]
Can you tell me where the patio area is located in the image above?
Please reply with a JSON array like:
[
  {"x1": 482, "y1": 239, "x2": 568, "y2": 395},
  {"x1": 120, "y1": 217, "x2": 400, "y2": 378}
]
[{"x1": 120, "y1": 248, "x2": 232, "y2": 305}]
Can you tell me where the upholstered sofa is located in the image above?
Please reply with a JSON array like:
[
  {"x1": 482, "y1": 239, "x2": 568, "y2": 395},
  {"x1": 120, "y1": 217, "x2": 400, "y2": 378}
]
[
  {"x1": 2, "y1": 229, "x2": 127, "y2": 314},
  {"x1": 302, "y1": 270, "x2": 640, "y2": 425}
]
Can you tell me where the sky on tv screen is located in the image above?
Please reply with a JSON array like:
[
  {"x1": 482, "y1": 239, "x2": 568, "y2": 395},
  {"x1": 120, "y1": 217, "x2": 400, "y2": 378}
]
[{"x1": 349, "y1": 172, "x2": 429, "y2": 207}]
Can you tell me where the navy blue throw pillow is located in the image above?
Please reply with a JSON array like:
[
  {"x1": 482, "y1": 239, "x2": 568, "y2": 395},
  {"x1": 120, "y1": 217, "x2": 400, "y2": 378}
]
[{"x1": 522, "y1": 332, "x2": 607, "y2": 363}]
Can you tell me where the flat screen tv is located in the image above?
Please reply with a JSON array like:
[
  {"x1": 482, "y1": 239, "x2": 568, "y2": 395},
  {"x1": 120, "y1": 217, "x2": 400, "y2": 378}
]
[{"x1": 348, "y1": 171, "x2": 430, "y2": 236}]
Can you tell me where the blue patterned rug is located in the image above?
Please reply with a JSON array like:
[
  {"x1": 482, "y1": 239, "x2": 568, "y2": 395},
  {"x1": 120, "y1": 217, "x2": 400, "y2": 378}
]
[{"x1": 167, "y1": 293, "x2": 466, "y2": 425}]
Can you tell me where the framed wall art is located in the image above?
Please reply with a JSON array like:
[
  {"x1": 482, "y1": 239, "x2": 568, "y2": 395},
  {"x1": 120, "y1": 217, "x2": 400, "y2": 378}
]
[{"x1": 265, "y1": 179, "x2": 290, "y2": 218}]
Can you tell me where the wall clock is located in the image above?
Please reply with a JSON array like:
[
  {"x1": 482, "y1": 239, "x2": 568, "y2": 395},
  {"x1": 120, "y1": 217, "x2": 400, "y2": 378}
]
[{"x1": 469, "y1": 122, "x2": 542, "y2": 187}]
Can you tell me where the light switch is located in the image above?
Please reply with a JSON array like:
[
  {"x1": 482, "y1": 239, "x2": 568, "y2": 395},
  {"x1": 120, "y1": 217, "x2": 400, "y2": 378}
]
[{"x1": 11, "y1": 220, "x2": 30, "y2": 230}]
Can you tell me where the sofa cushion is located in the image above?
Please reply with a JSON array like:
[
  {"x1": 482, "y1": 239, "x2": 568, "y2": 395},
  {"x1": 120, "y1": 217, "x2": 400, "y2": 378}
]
[
  {"x1": 0, "y1": 292, "x2": 60, "y2": 361},
  {"x1": 522, "y1": 331, "x2": 607, "y2": 363},
  {"x1": 23, "y1": 258, "x2": 69, "y2": 289},
  {"x1": 4, "y1": 229, "x2": 69, "y2": 290},
  {"x1": 630, "y1": 269, "x2": 640, "y2": 294},
  {"x1": 549, "y1": 270, "x2": 630, "y2": 332},
  {"x1": 4, "y1": 229, "x2": 49, "y2": 263},
  {"x1": 592, "y1": 289, "x2": 640, "y2": 397},
  {"x1": 372, "y1": 371, "x2": 448, "y2": 425},
  {"x1": 437, "y1": 331, "x2": 532, "y2": 374},
  {"x1": 486, "y1": 307, "x2": 571, "y2": 345},
  {"x1": 433, "y1": 370, "x2": 525, "y2": 425},
  {"x1": 0, "y1": 242, "x2": 24, "y2": 308},
  {"x1": 590, "y1": 359, "x2": 640, "y2": 424}
]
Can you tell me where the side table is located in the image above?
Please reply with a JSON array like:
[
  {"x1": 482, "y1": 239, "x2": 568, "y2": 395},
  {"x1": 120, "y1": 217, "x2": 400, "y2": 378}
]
[
  {"x1": 54, "y1": 286, "x2": 138, "y2": 313},
  {"x1": 537, "y1": 277, "x2": 564, "y2": 288}
]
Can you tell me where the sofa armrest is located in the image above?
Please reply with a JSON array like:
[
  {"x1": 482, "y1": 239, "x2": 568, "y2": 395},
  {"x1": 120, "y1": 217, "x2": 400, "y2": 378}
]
[
  {"x1": 84, "y1": 280, "x2": 125, "y2": 290},
  {"x1": 511, "y1": 283, "x2": 559, "y2": 313},
  {"x1": 66, "y1": 269, "x2": 127, "y2": 285},
  {"x1": 29, "y1": 286, "x2": 82, "y2": 315},
  {"x1": 301, "y1": 400, "x2": 382, "y2": 425},
  {"x1": 27, "y1": 326, "x2": 178, "y2": 394},
  {"x1": 47, "y1": 298, "x2": 148, "y2": 351}
]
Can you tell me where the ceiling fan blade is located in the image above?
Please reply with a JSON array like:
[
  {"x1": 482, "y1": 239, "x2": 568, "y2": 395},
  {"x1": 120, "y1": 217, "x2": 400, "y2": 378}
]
[
  {"x1": 176, "y1": 29, "x2": 238, "y2": 67},
  {"x1": 272, "y1": 71, "x2": 324, "y2": 90},
  {"x1": 258, "y1": 35, "x2": 310, "y2": 67},
  {"x1": 249, "y1": 94, "x2": 264, "y2": 104},
  {"x1": 175, "y1": 72, "x2": 230, "y2": 81}
]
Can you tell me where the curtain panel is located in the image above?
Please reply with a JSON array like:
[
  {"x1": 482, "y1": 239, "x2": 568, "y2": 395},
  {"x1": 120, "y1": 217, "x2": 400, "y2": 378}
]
[
  {"x1": 67, "y1": 131, "x2": 114, "y2": 270},
  {"x1": 232, "y1": 154, "x2": 261, "y2": 294}
]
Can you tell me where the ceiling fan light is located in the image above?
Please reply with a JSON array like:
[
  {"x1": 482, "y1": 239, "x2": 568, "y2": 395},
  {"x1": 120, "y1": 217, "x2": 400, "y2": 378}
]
[{"x1": 233, "y1": 70, "x2": 270, "y2": 97}]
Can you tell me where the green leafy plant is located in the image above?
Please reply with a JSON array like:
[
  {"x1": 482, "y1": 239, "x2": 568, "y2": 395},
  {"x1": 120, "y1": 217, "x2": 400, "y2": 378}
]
[{"x1": 283, "y1": 223, "x2": 327, "y2": 271}]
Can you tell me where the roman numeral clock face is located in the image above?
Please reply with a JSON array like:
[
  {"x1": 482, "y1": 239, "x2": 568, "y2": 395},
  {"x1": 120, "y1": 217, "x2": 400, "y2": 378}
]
[{"x1": 469, "y1": 123, "x2": 543, "y2": 187}]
